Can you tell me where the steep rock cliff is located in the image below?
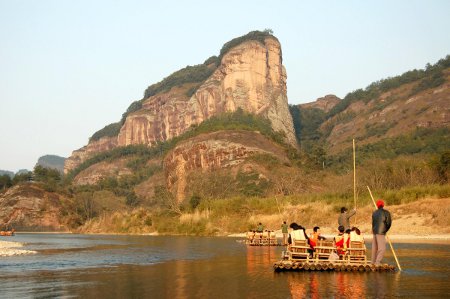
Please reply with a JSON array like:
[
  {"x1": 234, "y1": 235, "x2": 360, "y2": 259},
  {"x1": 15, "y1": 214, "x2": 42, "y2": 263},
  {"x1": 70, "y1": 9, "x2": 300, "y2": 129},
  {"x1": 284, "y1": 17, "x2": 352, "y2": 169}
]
[
  {"x1": 65, "y1": 35, "x2": 296, "y2": 173},
  {"x1": 0, "y1": 184, "x2": 68, "y2": 231},
  {"x1": 65, "y1": 136, "x2": 117, "y2": 174},
  {"x1": 164, "y1": 130, "x2": 288, "y2": 202}
]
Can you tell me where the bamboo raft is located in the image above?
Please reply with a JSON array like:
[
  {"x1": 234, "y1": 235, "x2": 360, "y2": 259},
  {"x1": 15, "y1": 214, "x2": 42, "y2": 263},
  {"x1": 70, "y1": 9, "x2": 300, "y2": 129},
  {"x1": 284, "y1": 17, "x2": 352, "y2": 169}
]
[
  {"x1": 274, "y1": 239, "x2": 396, "y2": 272},
  {"x1": 273, "y1": 260, "x2": 396, "y2": 272},
  {"x1": 245, "y1": 231, "x2": 282, "y2": 246}
]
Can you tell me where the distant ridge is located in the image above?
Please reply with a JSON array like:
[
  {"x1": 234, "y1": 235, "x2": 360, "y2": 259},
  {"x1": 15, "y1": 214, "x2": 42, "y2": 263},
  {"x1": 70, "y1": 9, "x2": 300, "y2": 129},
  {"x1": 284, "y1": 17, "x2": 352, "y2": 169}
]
[
  {"x1": 0, "y1": 170, "x2": 14, "y2": 178},
  {"x1": 36, "y1": 155, "x2": 66, "y2": 173}
]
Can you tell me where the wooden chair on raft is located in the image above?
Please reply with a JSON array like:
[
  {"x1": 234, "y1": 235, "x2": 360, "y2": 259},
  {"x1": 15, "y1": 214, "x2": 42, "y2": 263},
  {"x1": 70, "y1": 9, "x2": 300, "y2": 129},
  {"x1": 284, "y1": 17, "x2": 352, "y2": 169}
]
[
  {"x1": 346, "y1": 241, "x2": 367, "y2": 263},
  {"x1": 313, "y1": 240, "x2": 335, "y2": 261},
  {"x1": 253, "y1": 232, "x2": 262, "y2": 245},
  {"x1": 289, "y1": 239, "x2": 310, "y2": 261},
  {"x1": 269, "y1": 232, "x2": 278, "y2": 246},
  {"x1": 261, "y1": 231, "x2": 270, "y2": 245}
]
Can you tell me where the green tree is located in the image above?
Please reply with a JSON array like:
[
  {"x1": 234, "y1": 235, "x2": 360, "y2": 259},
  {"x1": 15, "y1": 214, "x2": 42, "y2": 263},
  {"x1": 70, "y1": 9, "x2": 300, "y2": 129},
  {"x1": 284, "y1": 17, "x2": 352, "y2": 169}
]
[
  {"x1": 12, "y1": 171, "x2": 32, "y2": 185},
  {"x1": 435, "y1": 151, "x2": 450, "y2": 183},
  {"x1": 189, "y1": 195, "x2": 201, "y2": 209},
  {"x1": 0, "y1": 174, "x2": 12, "y2": 190}
]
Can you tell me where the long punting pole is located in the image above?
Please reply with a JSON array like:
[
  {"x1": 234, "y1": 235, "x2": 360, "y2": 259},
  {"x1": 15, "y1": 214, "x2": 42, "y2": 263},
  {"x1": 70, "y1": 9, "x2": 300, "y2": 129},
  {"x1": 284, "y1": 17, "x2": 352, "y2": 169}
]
[
  {"x1": 353, "y1": 139, "x2": 357, "y2": 214},
  {"x1": 367, "y1": 186, "x2": 402, "y2": 271}
]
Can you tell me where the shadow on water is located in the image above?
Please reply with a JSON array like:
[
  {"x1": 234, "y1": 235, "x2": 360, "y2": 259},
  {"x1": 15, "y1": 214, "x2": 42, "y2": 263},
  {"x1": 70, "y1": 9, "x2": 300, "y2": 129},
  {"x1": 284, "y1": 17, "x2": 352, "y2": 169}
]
[{"x1": 0, "y1": 234, "x2": 449, "y2": 298}]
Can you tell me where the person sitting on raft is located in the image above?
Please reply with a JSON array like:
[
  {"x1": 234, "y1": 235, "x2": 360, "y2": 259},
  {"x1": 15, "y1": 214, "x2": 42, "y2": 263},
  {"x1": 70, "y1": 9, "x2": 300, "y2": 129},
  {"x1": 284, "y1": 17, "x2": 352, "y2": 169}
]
[
  {"x1": 309, "y1": 226, "x2": 326, "y2": 249},
  {"x1": 350, "y1": 227, "x2": 364, "y2": 243},
  {"x1": 288, "y1": 223, "x2": 309, "y2": 247},
  {"x1": 334, "y1": 225, "x2": 348, "y2": 256}
]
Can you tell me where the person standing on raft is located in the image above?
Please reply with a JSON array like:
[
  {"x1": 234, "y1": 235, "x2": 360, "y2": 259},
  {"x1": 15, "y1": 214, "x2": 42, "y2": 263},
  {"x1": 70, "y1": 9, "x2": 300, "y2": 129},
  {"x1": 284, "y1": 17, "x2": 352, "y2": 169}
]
[
  {"x1": 338, "y1": 207, "x2": 356, "y2": 231},
  {"x1": 281, "y1": 221, "x2": 289, "y2": 246},
  {"x1": 372, "y1": 199, "x2": 392, "y2": 265}
]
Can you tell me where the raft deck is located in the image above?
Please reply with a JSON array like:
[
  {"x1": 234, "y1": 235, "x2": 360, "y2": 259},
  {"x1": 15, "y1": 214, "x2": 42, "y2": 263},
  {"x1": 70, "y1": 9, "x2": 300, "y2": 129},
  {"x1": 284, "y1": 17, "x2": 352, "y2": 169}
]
[{"x1": 273, "y1": 260, "x2": 396, "y2": 272}]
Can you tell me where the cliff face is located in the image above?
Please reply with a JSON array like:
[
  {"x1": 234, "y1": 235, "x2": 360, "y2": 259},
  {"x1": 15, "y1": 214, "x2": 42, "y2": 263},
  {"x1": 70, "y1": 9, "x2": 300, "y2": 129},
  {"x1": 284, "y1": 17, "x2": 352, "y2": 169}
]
[
  {"x1": 65, "y1": 36, "x2": 296, "y2": 173},
  {"x1": 163, "y1": 130, "x2": 288, "y2": 202},
  {"x1": 65, "y1": 136, "x2": 117, "y2": 174},
  {"x1": 0, "y1": 184, "x2": 68, "y2": 231}
]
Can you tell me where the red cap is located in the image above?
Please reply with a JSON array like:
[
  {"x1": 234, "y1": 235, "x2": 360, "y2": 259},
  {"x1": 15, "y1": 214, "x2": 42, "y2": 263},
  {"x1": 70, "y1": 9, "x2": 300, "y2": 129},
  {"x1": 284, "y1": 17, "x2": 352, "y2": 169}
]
[{"x1": 376, "y1": 199, "x2": 384, "y2": 208}]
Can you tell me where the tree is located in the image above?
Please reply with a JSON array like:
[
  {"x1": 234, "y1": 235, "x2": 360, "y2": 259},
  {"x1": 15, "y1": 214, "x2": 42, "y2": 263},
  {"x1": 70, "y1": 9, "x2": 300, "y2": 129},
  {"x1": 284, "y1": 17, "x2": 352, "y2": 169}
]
[
  {"x1": 0, "y1": 174, "x2": 12, "y2": 190},
  {"x1": 75, "y1": 192, "x2": 96, "y2": 220},
  {"x1": 189, "y1": 195, "x2": 201, "y2": 209},
  {"x1": 12, "y1": 171, "x2": 32, "y2": 185},
  {"x1": 435, "y1": 151, "x2": 450, "y2": 183}
]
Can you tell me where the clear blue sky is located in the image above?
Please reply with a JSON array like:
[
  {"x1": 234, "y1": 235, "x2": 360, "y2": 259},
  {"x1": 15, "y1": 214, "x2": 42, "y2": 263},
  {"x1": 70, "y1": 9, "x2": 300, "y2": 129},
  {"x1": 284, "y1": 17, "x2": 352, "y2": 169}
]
[{"x1": 1, "y1": 0, "x2": 449, "y2": 172}]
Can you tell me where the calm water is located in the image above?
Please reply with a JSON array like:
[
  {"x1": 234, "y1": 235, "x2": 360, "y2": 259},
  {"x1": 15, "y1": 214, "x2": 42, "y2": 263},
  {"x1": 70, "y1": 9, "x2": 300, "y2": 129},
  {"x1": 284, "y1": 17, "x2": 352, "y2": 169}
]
[{"x1": 0, "y1": 234, "x2": 449, "y2": 298}]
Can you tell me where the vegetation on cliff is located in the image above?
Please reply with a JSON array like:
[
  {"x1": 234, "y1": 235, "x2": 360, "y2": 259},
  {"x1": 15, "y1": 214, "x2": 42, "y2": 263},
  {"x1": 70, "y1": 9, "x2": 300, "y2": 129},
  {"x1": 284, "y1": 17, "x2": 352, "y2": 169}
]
[
  {"x1": 327, "y1": 54, "x2": 449, "y2": 119},
  {"x1": 73, "y1": 109, "x2": 289, "y2": 183}
]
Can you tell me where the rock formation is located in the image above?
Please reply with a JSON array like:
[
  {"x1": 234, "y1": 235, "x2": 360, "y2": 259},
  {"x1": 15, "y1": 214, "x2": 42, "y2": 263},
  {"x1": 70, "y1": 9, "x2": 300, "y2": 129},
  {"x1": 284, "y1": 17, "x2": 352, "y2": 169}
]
[
  {"x1": 65, "y1": 35, "x2": 296, "y2": 173},
  {"x1": 164, "y1": 130, "x2": 288, "y2": 201},
  {"x1": 0, "y1": 184, "x2": 68, "y2": 231},
  {"x1": 299, "y1": 94, "x2": 340, "y2": 112}
]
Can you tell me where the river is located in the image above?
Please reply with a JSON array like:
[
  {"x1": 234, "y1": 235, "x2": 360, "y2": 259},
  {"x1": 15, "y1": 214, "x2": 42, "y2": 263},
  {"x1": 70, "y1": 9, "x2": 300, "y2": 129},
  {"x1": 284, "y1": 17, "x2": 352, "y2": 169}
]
[{"x1": 0, "y1": 234, "x2": 448, "y2": 298}]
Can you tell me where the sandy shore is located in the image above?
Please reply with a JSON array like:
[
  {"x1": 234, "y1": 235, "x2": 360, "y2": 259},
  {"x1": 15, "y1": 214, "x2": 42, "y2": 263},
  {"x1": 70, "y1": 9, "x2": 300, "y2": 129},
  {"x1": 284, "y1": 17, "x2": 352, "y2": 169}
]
[{"x1": 0, "y1": 240, "x2": 37, "y2": 257}]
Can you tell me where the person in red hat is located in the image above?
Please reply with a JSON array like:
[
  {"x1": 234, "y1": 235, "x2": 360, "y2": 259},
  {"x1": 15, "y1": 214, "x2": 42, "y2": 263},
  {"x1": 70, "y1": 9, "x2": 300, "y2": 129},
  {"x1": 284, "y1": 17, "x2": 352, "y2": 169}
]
[{"x1": 371, "y1": 199, "x2": 392, "y2": 265}]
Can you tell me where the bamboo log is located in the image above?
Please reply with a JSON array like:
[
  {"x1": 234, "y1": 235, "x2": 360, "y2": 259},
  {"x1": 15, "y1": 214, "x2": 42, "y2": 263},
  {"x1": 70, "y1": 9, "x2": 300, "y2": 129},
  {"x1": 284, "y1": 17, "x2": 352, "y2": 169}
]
[
  {"x1": 358, "y1": 265, "x2": 365, "y2": 272},
  {"x1": 367, "y1": 186, "x2": 402, "y2": 271},
  {"x1": 315, "y1": 263, "x2": 322, "y2": 271},
  {"x1": 353, "y1": 139, "x2": 357, "y2": 222},
  {"x1": 310, "y1": 263, "x2": 316, "y2": 271},
  {"x1": 303, "y1": 263, "x2": 310, "y2": 271}
]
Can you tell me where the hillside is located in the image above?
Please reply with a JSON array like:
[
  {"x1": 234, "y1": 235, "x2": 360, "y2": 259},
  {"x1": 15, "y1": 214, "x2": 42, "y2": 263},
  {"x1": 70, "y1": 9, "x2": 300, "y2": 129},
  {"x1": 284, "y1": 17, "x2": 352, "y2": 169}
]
[{"x1": 292, "y1": 55, "x2": 450, "y2": 167}]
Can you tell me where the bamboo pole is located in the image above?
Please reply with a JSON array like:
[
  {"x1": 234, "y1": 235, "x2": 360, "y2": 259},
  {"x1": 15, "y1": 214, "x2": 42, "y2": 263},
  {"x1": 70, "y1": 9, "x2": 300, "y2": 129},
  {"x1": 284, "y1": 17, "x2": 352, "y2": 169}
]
[
  {"x1": 353, "y1": 139, "x2": 356, "y2": 209},
  {"x1": 367, "y1": 186, "x2": 402, "y2": 271}
]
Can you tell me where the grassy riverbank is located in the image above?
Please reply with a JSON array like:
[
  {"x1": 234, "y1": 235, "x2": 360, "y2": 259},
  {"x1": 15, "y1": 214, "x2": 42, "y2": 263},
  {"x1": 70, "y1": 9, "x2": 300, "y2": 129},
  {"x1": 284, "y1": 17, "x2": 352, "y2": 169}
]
[{"x1": 76, "y1": 184, "x2": 450, "y2": 236}]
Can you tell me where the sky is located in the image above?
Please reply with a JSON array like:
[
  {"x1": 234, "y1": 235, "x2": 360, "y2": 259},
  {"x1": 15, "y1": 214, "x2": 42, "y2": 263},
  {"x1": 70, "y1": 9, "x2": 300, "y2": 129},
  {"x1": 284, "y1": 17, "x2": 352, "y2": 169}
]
[{"x1": 1, "y1": 0, "x2": 449, "y2": 173}]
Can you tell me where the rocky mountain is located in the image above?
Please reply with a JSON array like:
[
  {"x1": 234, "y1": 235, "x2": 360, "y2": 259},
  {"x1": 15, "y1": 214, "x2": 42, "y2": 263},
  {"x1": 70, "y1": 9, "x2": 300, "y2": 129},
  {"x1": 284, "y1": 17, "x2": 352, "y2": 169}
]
[
  {"x1": 36, "y1": 155, "x2": 66, "y2": 173},
  {"x1": 65, "y1": 31, "x2": 296, "y2": 175},
  {"x1": 0, "y1": 183, "x2": 69, "y2": 231},
  {"x1": 63, "y1": 30, "x2": 449, "y2": 209}
]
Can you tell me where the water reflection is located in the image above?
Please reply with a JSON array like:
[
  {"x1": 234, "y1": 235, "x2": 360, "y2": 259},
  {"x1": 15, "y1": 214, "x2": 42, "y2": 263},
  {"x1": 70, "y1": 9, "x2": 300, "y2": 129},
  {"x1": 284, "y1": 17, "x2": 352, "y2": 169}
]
[{"x1": 0, "y1": 235, "x2": 449, "y2": 298}]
